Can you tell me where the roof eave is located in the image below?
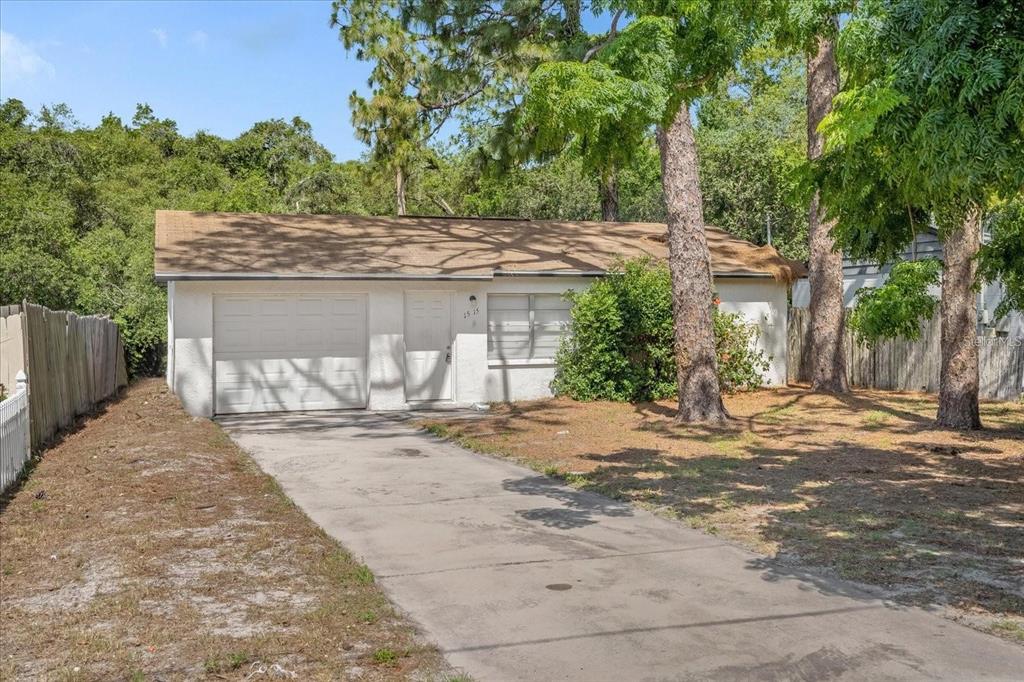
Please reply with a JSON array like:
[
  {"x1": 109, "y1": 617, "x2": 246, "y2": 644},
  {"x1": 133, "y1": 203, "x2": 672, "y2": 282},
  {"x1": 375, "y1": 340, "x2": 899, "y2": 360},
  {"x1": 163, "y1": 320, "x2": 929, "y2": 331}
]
[
  {"x1": 154, "y1": 271, "x2": 495, "y2": 282},
  {"x1": 154, "y1": 269, "x2": 784, "y2": 283}
]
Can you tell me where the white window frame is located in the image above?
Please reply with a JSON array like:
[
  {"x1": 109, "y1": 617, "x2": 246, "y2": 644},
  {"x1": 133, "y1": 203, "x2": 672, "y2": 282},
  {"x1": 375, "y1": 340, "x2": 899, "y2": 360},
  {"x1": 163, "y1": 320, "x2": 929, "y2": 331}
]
[{"x1": 487, "y1": 293, "x2": 570, "y2": 365}]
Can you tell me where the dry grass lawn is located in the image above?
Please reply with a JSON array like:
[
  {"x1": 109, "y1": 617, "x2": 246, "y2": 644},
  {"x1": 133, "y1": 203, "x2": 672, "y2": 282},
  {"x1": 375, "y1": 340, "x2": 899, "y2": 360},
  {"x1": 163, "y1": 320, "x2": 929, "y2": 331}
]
[
  {"x1": 421, "y1": 387, "x2": 1024, "y2": 644},
  {"x1": 0, "y1": 379, "x2": 452, "y2": 681}
]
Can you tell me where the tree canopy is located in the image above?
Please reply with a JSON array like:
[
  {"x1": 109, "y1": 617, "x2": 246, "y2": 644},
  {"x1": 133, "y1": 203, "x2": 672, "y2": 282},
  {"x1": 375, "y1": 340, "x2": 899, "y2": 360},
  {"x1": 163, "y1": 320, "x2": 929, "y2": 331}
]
[
  {"x1": 819, "y1": 0, "x2": 1024, "y2": 253},
  {"x1": 0, "y1": 102, "x2": 374, "y2": 375},
  {"x1": 817, "y1": 0, "x2": 1024, "y2": 428}
]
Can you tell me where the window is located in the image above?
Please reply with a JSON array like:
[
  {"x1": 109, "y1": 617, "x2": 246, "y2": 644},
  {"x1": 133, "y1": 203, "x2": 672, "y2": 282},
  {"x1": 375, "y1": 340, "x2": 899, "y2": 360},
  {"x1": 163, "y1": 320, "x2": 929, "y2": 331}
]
[{"x1": 488, "y1": 294, "x2": 571, "y2": 362}]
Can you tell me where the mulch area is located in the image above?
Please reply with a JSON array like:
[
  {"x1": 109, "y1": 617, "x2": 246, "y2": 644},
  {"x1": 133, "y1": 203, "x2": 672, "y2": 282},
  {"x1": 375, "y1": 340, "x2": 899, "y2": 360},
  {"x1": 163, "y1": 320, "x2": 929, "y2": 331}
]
[
  {"x1": 421, "y1": 387, "x2": 1024, "y2": 644},
  {"x1": 0, "y1": 379, "x2": 450, "y2": 681}
]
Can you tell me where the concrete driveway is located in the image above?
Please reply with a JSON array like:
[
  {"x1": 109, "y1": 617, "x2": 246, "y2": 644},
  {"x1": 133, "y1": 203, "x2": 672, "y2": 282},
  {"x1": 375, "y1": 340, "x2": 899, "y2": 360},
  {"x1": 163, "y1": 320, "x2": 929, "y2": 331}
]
[{"x1": 220, "y1": 411, "x2": 1024, "y2": 681}]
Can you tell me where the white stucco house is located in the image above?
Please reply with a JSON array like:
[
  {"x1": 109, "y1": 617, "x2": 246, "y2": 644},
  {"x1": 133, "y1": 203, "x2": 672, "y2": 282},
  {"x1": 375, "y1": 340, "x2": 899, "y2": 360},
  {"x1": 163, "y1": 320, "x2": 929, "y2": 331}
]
[{"x1": 156, "y1": 210, "x2": 805, "y2": 416}]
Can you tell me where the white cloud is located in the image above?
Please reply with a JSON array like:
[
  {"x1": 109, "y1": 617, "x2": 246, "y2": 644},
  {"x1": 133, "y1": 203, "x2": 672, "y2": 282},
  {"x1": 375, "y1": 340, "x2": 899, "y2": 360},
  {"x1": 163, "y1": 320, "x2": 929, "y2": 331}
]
[
  {"x1": 189, "y1": 30, "x2": 209, "y2": 48},
  {"x1": 0, "y1": 31, "x2": 56, "y2": 82},
  {"x1": 150, "y1": 28, "x2": 168, "y2": 48}
]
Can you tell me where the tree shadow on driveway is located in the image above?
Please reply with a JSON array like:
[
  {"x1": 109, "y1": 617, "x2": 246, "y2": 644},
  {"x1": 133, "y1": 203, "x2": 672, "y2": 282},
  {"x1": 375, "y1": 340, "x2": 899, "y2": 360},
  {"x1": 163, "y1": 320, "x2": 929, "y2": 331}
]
[{"x1": 503, "y1": 474, "x2": 634, "y2": 529}]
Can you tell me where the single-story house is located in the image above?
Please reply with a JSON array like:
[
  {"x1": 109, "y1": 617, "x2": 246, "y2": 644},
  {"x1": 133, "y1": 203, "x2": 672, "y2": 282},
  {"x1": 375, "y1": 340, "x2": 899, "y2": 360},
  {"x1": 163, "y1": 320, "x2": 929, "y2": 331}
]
[{"x1": 156, "y1": 210, "x2": 806, "y2": 416}]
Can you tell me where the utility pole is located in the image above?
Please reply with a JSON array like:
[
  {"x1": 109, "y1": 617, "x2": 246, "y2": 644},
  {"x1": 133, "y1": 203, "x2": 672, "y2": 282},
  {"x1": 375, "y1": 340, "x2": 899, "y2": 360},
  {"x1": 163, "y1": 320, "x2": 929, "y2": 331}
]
[{"x1": 766, "y1": 212, "x2": 773, "y2": 246}]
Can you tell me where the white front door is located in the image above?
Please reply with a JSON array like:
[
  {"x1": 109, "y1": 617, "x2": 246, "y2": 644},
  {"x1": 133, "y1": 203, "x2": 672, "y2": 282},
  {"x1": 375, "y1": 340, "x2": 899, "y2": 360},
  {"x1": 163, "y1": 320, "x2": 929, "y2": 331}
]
[
  {"x1": 404, "y1": 291, "x2": 453, "y2": 402},
  {"x1": 213, "y1": 294, "x2": 368, "y2": 413}
]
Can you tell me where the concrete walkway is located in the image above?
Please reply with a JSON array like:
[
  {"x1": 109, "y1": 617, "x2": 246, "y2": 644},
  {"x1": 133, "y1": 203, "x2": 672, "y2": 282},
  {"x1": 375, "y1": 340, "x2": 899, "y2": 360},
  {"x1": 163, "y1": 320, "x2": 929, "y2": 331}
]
[{"x1": 220, "y1": 412, "x2": 1024, "y2": 681}]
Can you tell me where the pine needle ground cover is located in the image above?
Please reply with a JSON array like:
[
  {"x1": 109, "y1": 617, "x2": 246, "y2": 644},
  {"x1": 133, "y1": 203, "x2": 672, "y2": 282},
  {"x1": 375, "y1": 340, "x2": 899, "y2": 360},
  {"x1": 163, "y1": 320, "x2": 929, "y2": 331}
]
[{"x1": 0, "y1": 379, "x2": 450, "y2": 681}]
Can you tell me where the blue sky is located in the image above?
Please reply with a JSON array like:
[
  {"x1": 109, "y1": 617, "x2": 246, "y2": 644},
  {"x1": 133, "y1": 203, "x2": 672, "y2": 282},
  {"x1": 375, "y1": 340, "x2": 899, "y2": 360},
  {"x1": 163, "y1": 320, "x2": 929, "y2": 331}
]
[
  {"x1": 0, "y1": 0, "x2": 375, "y2": 160},
  {"x1": 0, "y1": 1, "x2": 619, "y2": 161}
]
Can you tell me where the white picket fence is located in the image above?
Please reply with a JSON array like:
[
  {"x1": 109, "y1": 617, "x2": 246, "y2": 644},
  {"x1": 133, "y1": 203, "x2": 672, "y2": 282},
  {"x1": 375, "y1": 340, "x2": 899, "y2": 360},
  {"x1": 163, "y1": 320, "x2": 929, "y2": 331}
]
[{"x1": 1, "y1": 372, "x2": 31, "y2": 494}]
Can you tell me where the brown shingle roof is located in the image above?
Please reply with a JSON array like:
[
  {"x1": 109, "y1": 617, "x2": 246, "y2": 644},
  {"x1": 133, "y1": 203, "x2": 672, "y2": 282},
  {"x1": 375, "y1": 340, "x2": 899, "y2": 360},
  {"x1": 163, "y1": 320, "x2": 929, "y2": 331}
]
[{"x1": 154, "y1": 210, "x2": 806, "y2": 282}]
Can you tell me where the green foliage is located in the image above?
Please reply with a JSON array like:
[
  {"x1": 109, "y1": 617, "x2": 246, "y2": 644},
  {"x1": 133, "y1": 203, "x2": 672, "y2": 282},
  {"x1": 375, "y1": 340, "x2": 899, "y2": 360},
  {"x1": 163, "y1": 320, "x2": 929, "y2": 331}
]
[
  {"x1": 553, "y1": 258, "x2": 676, "y2": 401},
  {"x1": 332, "y1": 0, "x2": 433, "y2": 211},
  {"x1": 459, "y1": 149, "x2": 602, "y2": 220},
  {"x1": 0, "y1": 100, "x2": 378, "y2": 376},
  {"x1": 696, "y1": 49, "x2": 810, "y2": 260},
  {"x1": 516, "y1": 15, "x2": 676, "y2": 177},
  {"x1": 819, "y1": 0, "x2": 1024, "y2": 260},
  {"x1": 520, "y1": 57, "x2": 662, "y2": 174},
  {"x1": 0, "y1": 94, "x2": 684, "y2": 385},
  {"x1": 516, "y1": 1, "x2": 767, "y2": 168},
  {"x1": 847, "y1": 258, "x2": 941, "y2": 345},
  {"x1": 333, "y1": 0, "x2": 570, "y2": 212},
  {"x1": 553, "y1": 259, "x2": 770, "y2": 401},
  {"x1": 713, "y1": 308, "x2": 772, "y2": 393},
  {"x1": 977, "y1": 197, "x2": 1024, "y2": 320},
  {"x1": 391, "y1": 0, "x2": 580, "y2": 165},
  {"x1": 0, "y1": 75, "x2": 817, "y2": 380},
  {"x1": 614, "y1": 138, "x2": 665, "y2": 222},
  {"x1": 773, "y1": 1, "x2": 853, "y2": 53}
]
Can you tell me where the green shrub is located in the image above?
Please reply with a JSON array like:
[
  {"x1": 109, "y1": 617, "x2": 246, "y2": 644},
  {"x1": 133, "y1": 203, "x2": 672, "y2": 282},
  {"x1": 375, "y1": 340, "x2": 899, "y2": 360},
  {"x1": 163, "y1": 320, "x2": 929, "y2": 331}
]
[
  {"x1": 848, "y1": 258, "x2": 941, "y2": 345},
  {"x1": 552, "y1": 258, "x2": 770, "y2": 401},
  {"x1": 977, "y1": 198, "x2": 1024, "y2": 321},
  {"x1": 713, "y1": 307, "x2": 771, "y2": 393}
]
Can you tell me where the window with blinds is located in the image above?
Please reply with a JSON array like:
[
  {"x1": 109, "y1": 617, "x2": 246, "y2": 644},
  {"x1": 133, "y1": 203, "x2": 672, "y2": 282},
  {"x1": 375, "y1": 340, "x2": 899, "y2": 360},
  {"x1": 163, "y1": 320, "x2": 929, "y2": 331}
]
[{"x1": 487, "y1": 294, "x2": 572, "y2": 361}]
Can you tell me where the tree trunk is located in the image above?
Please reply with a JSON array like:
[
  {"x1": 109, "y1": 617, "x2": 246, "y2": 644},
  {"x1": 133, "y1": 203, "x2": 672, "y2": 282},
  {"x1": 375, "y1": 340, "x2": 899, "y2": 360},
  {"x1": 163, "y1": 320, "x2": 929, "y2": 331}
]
[
  {"x1": 937, "y1": 207, "x2": 982, "y2": 429},
  {"x1": 395, "y1": 165, "x2": 407, "y2": 216},
  {"x1": 657, "y1": 105, "x2": 729, "y2": 423},
  {"x1": 562, "y1": 0, "x2": 582, "y2": 38},
  {"x1": 806, "y1": 29, "x2": 849, "y2": 393},
  {"x1": 599, "y1": 166, "x2": 619, "y2": 221}
]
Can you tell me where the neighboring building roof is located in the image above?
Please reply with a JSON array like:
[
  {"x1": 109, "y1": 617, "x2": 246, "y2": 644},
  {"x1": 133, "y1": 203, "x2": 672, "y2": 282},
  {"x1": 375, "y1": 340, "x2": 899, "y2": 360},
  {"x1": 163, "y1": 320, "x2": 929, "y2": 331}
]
[{"x1": 154, "y1": 210, "x2": 807, "y2": 283}]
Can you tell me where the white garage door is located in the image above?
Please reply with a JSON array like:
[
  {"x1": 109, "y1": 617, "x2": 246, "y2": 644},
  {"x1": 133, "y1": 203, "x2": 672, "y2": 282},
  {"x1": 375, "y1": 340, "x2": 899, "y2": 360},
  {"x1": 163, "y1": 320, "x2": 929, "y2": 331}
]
[{"x1": 213, "y1": 294, "x2": 368, "y2": 414}]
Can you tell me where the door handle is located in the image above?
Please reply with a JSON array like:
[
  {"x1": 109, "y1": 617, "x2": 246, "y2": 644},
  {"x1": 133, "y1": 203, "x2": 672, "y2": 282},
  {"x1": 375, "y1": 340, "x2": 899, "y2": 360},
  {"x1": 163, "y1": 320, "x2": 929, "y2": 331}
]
[{"x1": 445, "y1": 345, "x2": 452, "y2": 364}]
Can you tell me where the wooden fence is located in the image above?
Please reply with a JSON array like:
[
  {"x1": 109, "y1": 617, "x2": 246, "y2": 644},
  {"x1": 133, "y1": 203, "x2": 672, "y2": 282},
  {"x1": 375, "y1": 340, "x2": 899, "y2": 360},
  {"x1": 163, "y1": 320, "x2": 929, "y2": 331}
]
[
  {"x1": 1, "y1": 378, "x2": 30, "y2": 494},
  {"x1": 788, "y1": 308, "x2": 1023, "y2": 401},
  {"x1": 0, "y1": 302, "x2": 128, "y2": 451}
]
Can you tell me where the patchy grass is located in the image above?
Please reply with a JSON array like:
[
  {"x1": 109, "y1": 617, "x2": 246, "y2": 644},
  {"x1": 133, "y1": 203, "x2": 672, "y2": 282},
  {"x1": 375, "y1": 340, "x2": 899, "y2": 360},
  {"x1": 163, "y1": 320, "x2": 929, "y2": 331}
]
[
  {"x1": 373, "y1": 648, "x2": 399, "y2": 665},
  {"x1": 419, "y1": 387, "x2": 1024, "y2": 644},
  {"x1": 990, "y1": 619, "x2": 1024, "y2": 643},
  {"x1": 203, "y1": 651, "x2": 253, "y2": 674},
  {"x1": 0, "y1": 379, "x2": 448, "y2": 680}
]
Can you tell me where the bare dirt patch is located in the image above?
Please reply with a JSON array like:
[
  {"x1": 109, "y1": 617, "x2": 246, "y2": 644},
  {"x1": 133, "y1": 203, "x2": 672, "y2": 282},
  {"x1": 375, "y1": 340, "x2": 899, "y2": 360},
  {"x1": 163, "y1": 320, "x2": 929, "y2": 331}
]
[
  {"x1": 421, "y1": 388, "x2": 1024, "y2": 644},
  {"x1": 1, "y1": 379, "x2": 452, "y2": 681}
]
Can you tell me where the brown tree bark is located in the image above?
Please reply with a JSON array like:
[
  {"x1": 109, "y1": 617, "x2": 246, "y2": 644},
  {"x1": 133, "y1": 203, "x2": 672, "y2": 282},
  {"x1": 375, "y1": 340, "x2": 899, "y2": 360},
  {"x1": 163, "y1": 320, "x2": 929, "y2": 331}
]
[
  {"x1": 562, "y1": 0, "x2": 582, "y2": 38},
  {"x1": 657, "y1": 105, "x2": 729, "y2": 423},
  {"x1": 600, "y1": 166, "x2": 619, "y2": 221},
  {"x1": 937, "y1": 207, "x2": 982, "y2": 429},
  {"x1": 806, "y1": 30, "x2": 849, "y2": 393},
  {"x1": 395, "y1": 165, "x2": 407, "y2": 216}
]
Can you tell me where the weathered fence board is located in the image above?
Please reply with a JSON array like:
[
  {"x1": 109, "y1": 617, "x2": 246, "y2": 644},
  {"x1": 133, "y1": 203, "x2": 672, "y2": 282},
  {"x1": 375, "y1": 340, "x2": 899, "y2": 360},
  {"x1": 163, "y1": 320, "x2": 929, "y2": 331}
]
[
  {"x1": 789, "y1": 309, "x2": 1023, "y2": 401},
  {"x1": 1, "y1": 302, "x2": 128, "y2": 451}
]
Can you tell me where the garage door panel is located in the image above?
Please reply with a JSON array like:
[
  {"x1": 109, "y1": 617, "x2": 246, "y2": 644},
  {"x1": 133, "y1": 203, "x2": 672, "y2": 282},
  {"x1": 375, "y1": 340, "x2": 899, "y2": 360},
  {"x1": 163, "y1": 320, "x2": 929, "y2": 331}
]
[
  {"x1": 328, "y1": 338, "x2": 362, "y2": 357},
  {"x1": 214, "y1": 359, "x2": 367, "y2": 413},
  {"x1": 296, "y1": 298, "x2": 324, "y2": 316},
  {"x1": 259, "y1": 329, "x2": 290, "y2": 350},
  {"x1": 329, "y1": 297, "x2": 354, "y2": 314},
  {"x1": 217, "y1": 298, "x2": 253, "y2": 317},
  {"x1": 214, "y1": 294, "x2": 367, "y2": 414},
  {"x1": 216, "y1": 325, "x2": 255, "y2": 353},
  {"x1": 294, "y1": 329, "x2": 326, "y2": 352},
  {"x1": 218, "y1": 385, "x2": 254, "y2": 402},
  {"x1": 260, "y1": 298, "x2": 291, "y2": 316}
]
